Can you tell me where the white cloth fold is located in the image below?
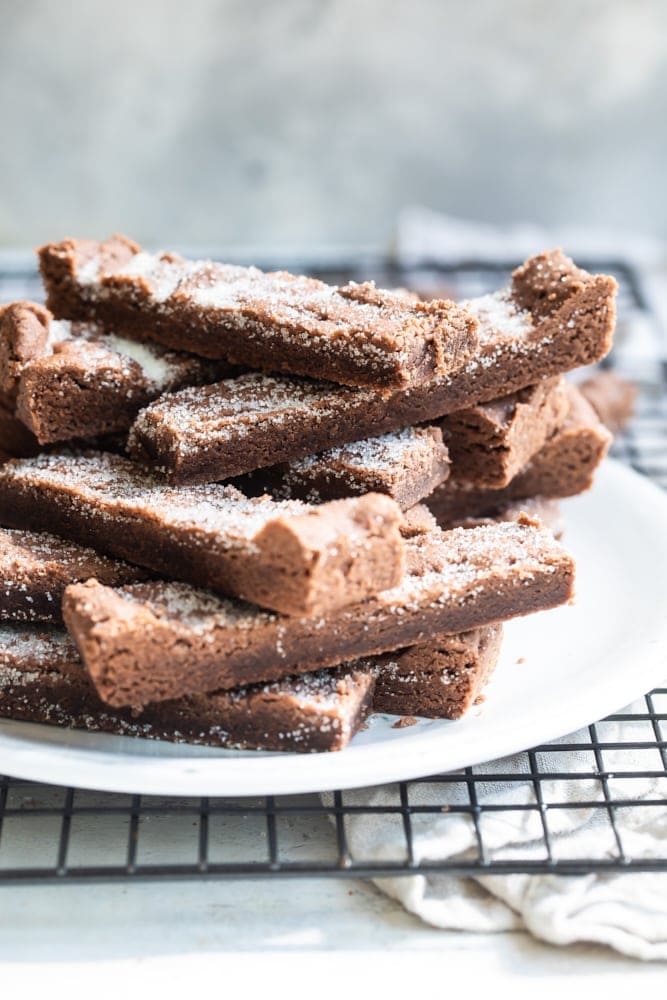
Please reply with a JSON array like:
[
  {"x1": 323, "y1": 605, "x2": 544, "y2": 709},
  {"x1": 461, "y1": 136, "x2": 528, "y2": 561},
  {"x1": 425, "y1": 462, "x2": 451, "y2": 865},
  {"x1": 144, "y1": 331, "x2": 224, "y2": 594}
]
[{"x1": 326, "y1": 706, "x2": 667, "y2": 960}]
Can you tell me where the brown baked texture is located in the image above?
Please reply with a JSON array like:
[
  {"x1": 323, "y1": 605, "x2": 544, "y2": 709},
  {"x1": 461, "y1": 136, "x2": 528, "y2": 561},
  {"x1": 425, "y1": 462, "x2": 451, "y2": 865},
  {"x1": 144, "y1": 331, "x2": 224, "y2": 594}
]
[
  {"x1": 1, "y1": 391, "x2": 130, "y2": 460},
  {"x1": 373, "y1": 624, "x2": 502, "y2": 719},
  {"x1": 61, "y1": 516, "x2": 574, "y2": 708},
  {"x1": 124, "y1": 250, "x2": 616, "y2": 484},
  {"x1": 0, "y1": 300, "x2": 233, "y2": 444},
  {"x1": 0, "y1": 398, "x2": 128, "y2": 460},
  {"x1": 0, "y1": 625, "x2": 375, "y2": 752},
  {"x1": 439, "y1": 377, "x2": 569, "y2": 488},
  {"x1": 0, "y1": 450, "x2": 405, "y2": 617},
  {"x1": 37, "y1": 235, "x2": 480, "y2": 390},
  {"x1": 579, "y1": 369, "x2": 637, "y2": 434},
  {"x1": 0, "y1": 527, "x2": 148, "y2": 622},
  {"x1": 426, "y1": 385, "x2": 611, "y2": 523},
  {"x1": 238, "y1": 426, "x2": 450, "y2": 510},
  {"x1": 0, "y1": 398, "x2": 41, "y2": 457}
]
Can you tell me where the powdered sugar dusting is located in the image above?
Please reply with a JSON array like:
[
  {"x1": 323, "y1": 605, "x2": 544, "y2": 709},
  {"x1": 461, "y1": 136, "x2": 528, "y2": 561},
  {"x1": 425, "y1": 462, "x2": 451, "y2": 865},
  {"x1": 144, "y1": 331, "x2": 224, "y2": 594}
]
[
  {"x1": 109, "y1": 253, "x2": 200, "y2": 303},
  {"x1": 298, "y1": 427, "x2": 439, "y2": 476},
  {"x1": 0, "y1": 624, "x2": 79, "y2": 669},
  {"x1": 0, "y1": 642, "x2": 373, "y2": 749},
  {"x1": 120, "y1": 580, "x2": 273, "y2": 632},
  {"x1": 0, "y1": 527, "x2": 140, "y2": 609},
  {"x1": 125, "y1": 280, "x2": 554, "y2": 478},
  {"x1": 76, "y1": 256, "x2": 101, "y2": 286},
  {"x1": 47, "y1": 319, "x2": 75, "y2": 348},
  {"x1": 243, "y1": 663, "x2": 375, "y2": 714},
  {"x1": 102, "y1": 334, "x2": 177, "y2": 384},
  {"x1": 127, "y1": 372, "x2": 364, "y2": 465},
  {"x1": 376, "y1": 519, "x2": 564, "y2": 611},
  {"x1": 462, "y1": 291, "x2": 533, "y2": 344},
  {"x1": 22, "y1": 316, "x2": 214, "y2": 393}
]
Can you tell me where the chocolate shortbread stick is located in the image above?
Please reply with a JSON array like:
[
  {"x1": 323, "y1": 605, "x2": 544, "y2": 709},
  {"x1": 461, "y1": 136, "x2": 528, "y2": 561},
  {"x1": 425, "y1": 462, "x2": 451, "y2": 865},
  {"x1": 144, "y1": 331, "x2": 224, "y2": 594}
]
[
  {"x1": 0, "y1": 625, "x2": 375, "y2": 753},
  {"x1": 0, "y1": 527, "x2": 148, "y2": 622},
  {"x1": 373, "y1": 624, "x2": 503, "y2": 719},
  {"x1": 38, "y1": 235, "x2": 480, "y2": 390},
  {"x1": 238, "y1": 426, "x2": 450, "y2": 509},
  {"x1": 125, "y1": 250, "x2": 616, "y2": 484},
  {"x1": 438, "y1": 377, "x2": 569, "y2": 488},
  {"x1": 0, "y1": 301, "x2": 233, "y2": 444},
  {"x1": 62, "y1": 516, "x2": 574, "y2": 707},
  {"x1": 426, "y1": 385, "x2": 611, "y2": 524},
  {"x1": 1, "y1": 394, "x2": 128, "y2": 459},
  {"x1": 0, "y1": 451, "x2": 405, "y2": 617}
]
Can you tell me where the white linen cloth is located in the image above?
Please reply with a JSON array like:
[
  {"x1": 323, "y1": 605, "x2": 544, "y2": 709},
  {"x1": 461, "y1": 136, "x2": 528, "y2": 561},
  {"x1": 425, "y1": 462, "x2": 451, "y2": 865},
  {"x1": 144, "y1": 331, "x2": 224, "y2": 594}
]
[
  {"x1": 326, "y1": 706, "x2": 667, "y2": 961},
  {"x1": 328, "y1": 212, "x2": 667, "y2": 961}
]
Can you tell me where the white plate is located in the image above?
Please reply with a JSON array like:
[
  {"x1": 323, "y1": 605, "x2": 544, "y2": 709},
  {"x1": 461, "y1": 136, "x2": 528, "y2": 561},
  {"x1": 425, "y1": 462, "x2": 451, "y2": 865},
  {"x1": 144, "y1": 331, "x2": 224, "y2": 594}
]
[{"x1": 1, "y1": 459, "x2": 666, "y2": 796}]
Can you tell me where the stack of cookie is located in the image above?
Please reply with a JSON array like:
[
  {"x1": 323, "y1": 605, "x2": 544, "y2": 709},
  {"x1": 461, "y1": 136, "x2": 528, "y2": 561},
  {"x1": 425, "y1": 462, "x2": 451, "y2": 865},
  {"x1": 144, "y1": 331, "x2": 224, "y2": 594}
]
[{"x1": 0, "y1": 237, "x2": 618, "y2": 752}]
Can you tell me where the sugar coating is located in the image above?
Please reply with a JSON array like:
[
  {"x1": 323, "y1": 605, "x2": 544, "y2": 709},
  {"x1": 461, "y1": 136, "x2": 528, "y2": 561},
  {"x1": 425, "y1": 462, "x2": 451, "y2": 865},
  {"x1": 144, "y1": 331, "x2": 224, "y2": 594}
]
[
  {"x1": 0, "y1": 527, "x2": 142, "y2": 618},
  {"x1": 118, "y1": 580, "x2": 271, "y2": 630},
  {"x1": 0, "y1": 620, "x2": 367, "y2": 714},
  {"x1": 462, "y1": 292, "x2": 533, "y2": 343},
  {"x1": 130, "y1": 372, "x2": 346, "y2": 454},
  {"x1": 107, "y1": 252, "x2": 199, "y2": 303},
  {"x1": 294, "y1": 427, "x2": 439, "y2": 478},
  {"x1": 0, "y1": 527, "x2": 125, "y2": 569},
  {"x1": 39, "y1": 317, "x2": 196, "y2": 387},
  {"x1": 46, "y1": 318, "x2": 75, "y2": 348},
  {"x1": 227, "y1": 664, "x2": 376, "y2": 714},
  {"x1": 0, "y1": 623, "x2": 79, "y2": 668}
]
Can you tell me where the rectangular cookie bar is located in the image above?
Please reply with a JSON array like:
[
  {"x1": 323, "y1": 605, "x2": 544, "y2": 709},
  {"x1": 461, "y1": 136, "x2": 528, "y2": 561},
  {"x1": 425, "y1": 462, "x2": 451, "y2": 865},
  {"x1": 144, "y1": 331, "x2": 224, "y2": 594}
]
[
  {"x1": 38, "y1": 235, "x2": 479, "y2": 390},
  {"x1": 0, "y1": 450, "x2": 405, "y2": 617},
  {"x1": 438, "y1": 377, "x2": 569, "y2": 488},
  {"x1": 238, "y1": 426, "x2": 450, "y2": 510},
  {"x1": 0, "y1": 527, "x2": 148, "y2": 623},
  {"x1": 373, "y1": 624, "x2": 502, "y2": 719},
  {"x1": 0, "y1": 625, "x2": 375, "y2": 752},
  {"x1": 0, "y1": 301, "x2": 232, "y2": 444},
  {"x1": 62, "y1": 516, "x2": 574, "y2": 707},
  {"x1": 125, "y1": 251, "x2": 616, "y2": 484},
  {"x1": 0, "y1": 397, "x2": 128, "y2": 460},
  {"x1": 426, "y1": 385, "x2": 612, "y2": 523}
]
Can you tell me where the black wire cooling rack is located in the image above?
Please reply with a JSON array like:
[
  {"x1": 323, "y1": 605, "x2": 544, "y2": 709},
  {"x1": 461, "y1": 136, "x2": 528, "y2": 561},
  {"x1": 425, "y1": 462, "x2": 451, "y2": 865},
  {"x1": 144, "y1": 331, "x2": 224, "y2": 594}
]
[{"x1": 0, "y1": 254, "x2": 665, "y2": 883}]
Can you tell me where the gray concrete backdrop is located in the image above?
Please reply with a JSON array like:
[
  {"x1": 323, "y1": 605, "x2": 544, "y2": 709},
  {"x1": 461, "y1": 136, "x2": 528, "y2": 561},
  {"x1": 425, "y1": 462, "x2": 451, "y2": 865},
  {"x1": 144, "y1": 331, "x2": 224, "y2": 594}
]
[{"x1": 0, "y1": 0, "x2": 665, "y2": 251}]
